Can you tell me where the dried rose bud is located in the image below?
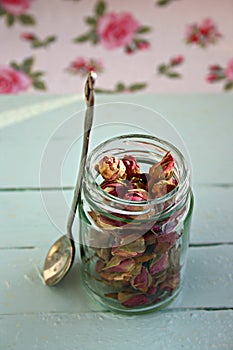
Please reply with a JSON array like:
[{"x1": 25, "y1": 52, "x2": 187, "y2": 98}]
[
  {"x1": 95, "y1": 247, "x2": 111, "y2": 262},
  {"x1": 146, "y1": 278, "x2": 157, "y2": 296},
  {"x1": 101, "y1": 180, "x2": 127, "y2": 198},
  {"x1": 112, "y1": 236, "x2": 145, "y2": 258},
  {"x1": 130, "y1": 173, "x2": 149, "y2": 192},
  {"x1": 122, "y1": 155, "x2": 140, "y2": 179},
  {"x1": 96, "y1": 155, "x2": 126, "y2": 181},
  {"x1": 103, "y1": 256, "x2": 135, "y2": 273},
  {"x1": 148, "y1": 151, "x2": 175, "y2": 187},
  {"x1": 101, "y1": 179, "x2": 134, "y2": 198},
  {"x1": 151, "y1": 179, "x2": 176, "y2": 198},
  {"x1": 159, "y1": 273, "x2": 180, "y2": 293},
  {"x1": 124, "y1": 188, "x2": 148, "y2": 202},
  {"x1": 118, "y1": 291, "x2": 151, "y2": 307},
  {"x1": 124, "y1": 188, "x2": 149, "y2": 212},
  {"x1": 149, "y1": 252, "x2": 169, "y2": 275},
  {"x1": 130, "y1": 266, "x2": 152, "y2": 293},
  {"x1": 96, "y1": 259, "x2": 105, "y2": 273},
  {"x1": 100, "y1": 271, "x2": 132, "y2": 282},
  {"x1": 144, "y1": 231, "x2": 157, "y2": 246},
  {"x1": 156, "y1": 231, "x2": 179, "y2": 247},
  {"x1": 98, "y1": 212, "x2": 131, "y2": 228}
]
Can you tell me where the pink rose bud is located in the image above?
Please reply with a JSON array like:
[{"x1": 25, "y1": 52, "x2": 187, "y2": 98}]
[
  {"x1": 206, "y1": 73, "x2": 218, "y2": 83},
  {"x1": 136, "y1": 41, "x2": 150, "y2": 50},
  {"x1": 209, "y1": 64, "x2": 221, "y2": 71},
  {"x1": 189, "y1": 33, "x2": 199, "y2": 43},
  {"x1": 96, "y1": 155, "x2": 126, "y2": 181},
  {"x1": 122, "y1": 155, "x2": 140, "y2": 179},
  {"x1": 170, "y1": 55, "x2": 184, "y2": 66},
  {"x1": 118, "y1": 291, "x2": 151, "y2": 307},
  {"x1": 70, "y1": 57, "x2": 87, "y2": 70},
  {"x1": 125, "y1": 46, "x2": 135, "y2": 54},
  {"x1": 199, "y1": 18, "x2": 215, "y2": 36},
  {"x1": 21, "y1": 32, "x2": 36, "y2": 41}
]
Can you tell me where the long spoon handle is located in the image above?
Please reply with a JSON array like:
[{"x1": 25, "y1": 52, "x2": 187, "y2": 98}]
[{"x1": 66, "y1": 71, "x2": 96, "y2": 239}]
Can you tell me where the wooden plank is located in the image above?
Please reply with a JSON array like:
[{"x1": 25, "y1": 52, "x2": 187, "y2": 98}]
[
  {"x1": 1, "y1": 186, "x2": 232, "y2": 248},
  {"x1": 0, "y1": 95, "x2": 233, "y2": 188},
  {"x1": 191, "y1": 186, "x2": 233, "y2": 244},
  {"x1": 0, "y1": 310, "x2": 232, "y2": 350},
  {"x1": 0, "y1": 190, "x2": 72, "y2": 248},
  {"x1": 1, "y1": 246, "x2": 232, "y2": 314}
]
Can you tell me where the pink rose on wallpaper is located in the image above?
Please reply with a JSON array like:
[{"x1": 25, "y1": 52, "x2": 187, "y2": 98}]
[
  {"x1": 225, "y1": 59, "x2": 233, "y2": 82},
  {"x1": 97, "y1": 12, "x2": 140, "y2": 49},
  {"x1": 206, "y1": 58, "x2": 233, "y2": 91},
  {"x1": 0, "y1": 66, "x2": 31, "y2": 94},
  {"x1": 185, "y1": 18, "x2": 222, "y2": 48},
  {"x1": 0, "y1": 0, "x2": 32, "y2": 15},
  {"x1": 157, "y1": 55, "x2": 184, "y2": 78},
  {"x1": 67, "y1": 57, "x2": 103, "y2": 77},
  {"x1": 74, "y1": 2, "x2": 151, "y2": 54}
]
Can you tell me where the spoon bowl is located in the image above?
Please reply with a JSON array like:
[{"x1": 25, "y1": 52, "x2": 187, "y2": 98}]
[{"x1": 43, "y1": 235, "x2": 75, "y2": 286}]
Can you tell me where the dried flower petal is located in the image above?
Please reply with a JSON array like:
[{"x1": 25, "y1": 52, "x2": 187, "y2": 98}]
[
  {"x1": 134, "y1": 251, "x2": 156, "y2": 264},
  {"x1": 146, "y1": 278, "x2": 157, "y2": 296},
  {"x1": 155, "y1": 232, "x2": 179, "y2": 251},
  {"x1": 96, "y1": 259, "x2": 105, "y2": 273},
  {"x1": 160, "y1": 273, "x2": 180, "y2": 293},
  {"x1": 118, "y1": 291, "x2": 151, "y2": 307},
  {"x1": 103, "y1": 256, "x2": 135, "y2": 273},
  {"x1": 124, "y1": 188, "x2": 148, "y2": 202},
  {"x1": 112, "y1": 236, "x2": 145, "y2": 258},
  {"x1": 130, "y1": 266, "x2": 152, "y2": 293},
  {"x1": 100, "y1": 271, "x2": 132, "y2": 282},
  {"x1": 154, "y1": 269, "x2": 167, "y2": 285},
  {"x1": 169, "y1": 245, "x2": 181, "y2": 273},
  {"x1": 95, "y1": 247, "x2": 111, "y2": 261},
  {"x1": 144, "y1": 231, "x2": 157, "y2": 246},
  {"x1": 101, "y1": 179, "x2": 130, "y2": 198},
  {"x1": 122, "y1": 155, "x2": 140, "y2": 179},
  {"x1": 151, "y1": 179, "x2": 176, "y2": 198},
  {"x1": 96, "y1": 155, "x2": 126, "y2": 181},
  {"x1": 149, "y1": 252, "x2": 169, "y2": 275}
]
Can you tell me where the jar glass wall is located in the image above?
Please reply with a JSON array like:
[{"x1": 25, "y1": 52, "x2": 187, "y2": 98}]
[{"x1": 79, "y1": 134, "x2": 193, "y2": 313}]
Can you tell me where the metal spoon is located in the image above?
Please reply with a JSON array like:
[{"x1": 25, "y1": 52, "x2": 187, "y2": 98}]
[{"x1": 43, "y1": 71, "x2": 97, "y2": 286}]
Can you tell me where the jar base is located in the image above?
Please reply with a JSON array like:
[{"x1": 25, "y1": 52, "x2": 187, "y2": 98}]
[{"x1": 81, "y1": 273, "x2": 181, "y2": 315}]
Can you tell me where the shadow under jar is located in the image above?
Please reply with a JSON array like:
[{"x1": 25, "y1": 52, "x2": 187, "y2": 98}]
[{"x1": 79, "y1": 134, "x2": 194, "y2": 313}]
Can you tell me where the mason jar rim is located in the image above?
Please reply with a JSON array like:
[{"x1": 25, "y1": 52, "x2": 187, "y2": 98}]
[{"x1": 84, "y1": 133, "x2": 190, "y2": 209}]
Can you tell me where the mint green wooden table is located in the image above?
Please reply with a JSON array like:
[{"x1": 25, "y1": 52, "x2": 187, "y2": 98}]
[{"x1": 0, "y1": 94, "x2": 233, "y2": 350}]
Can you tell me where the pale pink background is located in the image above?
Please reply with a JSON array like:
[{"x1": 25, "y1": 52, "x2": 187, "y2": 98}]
[{"x1": 0, "y1": 0, "x2": 233, "y2": 93}]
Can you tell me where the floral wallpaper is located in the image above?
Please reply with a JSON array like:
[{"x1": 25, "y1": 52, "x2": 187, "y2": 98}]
[{"x1": 0, "y1": 0, "x2": 232, "y2": 94}]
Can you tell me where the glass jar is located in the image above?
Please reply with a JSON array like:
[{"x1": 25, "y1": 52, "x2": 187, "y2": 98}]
[{"x1": 79, "y1": 134, "x2": 193, "y2": 313}]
